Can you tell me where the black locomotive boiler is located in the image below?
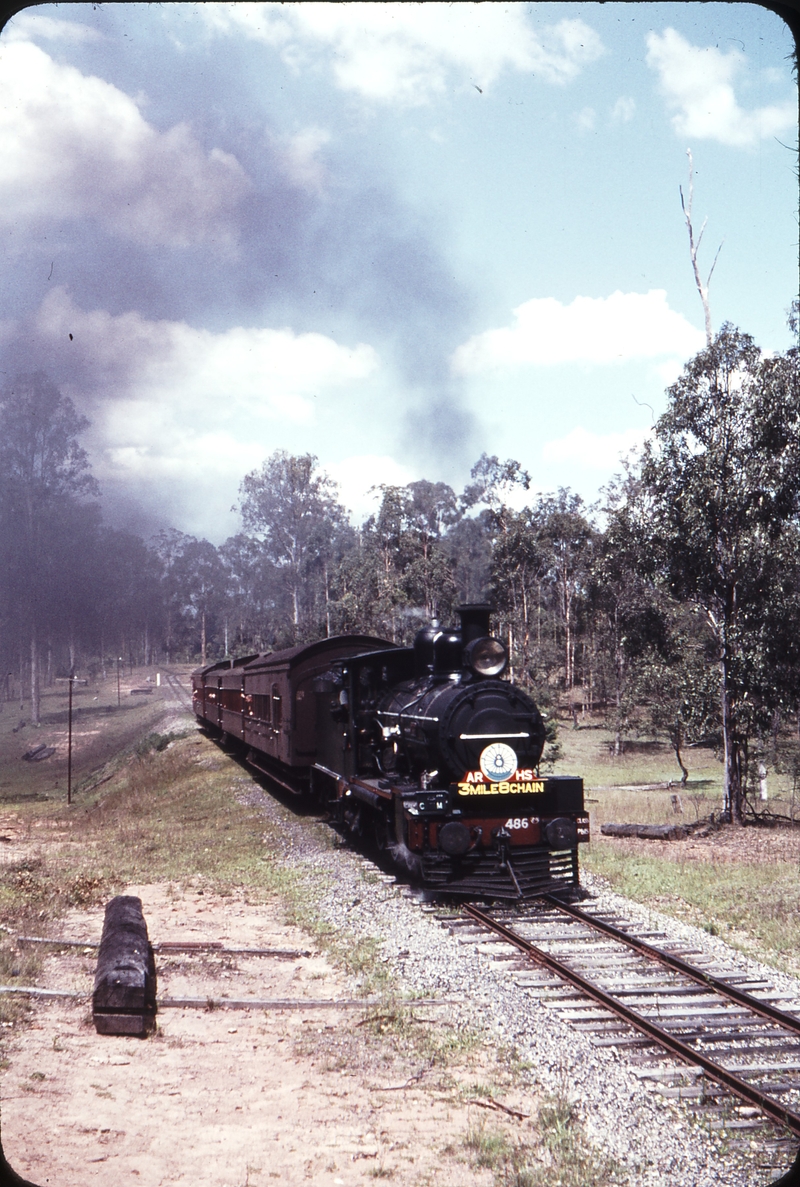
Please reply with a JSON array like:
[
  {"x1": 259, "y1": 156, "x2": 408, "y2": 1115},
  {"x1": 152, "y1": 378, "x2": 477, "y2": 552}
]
[{"x1": 192, "y1": 605, "x2": 589, "y2": 900}]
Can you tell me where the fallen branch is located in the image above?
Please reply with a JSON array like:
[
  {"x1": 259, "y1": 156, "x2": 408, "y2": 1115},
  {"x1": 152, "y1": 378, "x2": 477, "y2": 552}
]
[
  {"x1": 466, "y1": 1096, "x2": 529, "y2": 1120},
  {"x1": 601, "y1": 822, "x2": 686, "y2": 840}
]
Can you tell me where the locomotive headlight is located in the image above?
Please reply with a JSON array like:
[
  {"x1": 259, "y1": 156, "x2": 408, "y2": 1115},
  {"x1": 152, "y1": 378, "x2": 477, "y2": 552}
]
[{"x1": 464, "y1": 636, "x2": 508, "y2": 678}]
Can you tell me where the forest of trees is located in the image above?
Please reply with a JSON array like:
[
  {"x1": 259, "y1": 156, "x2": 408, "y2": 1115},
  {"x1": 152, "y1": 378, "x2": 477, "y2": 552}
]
[{"x1": 1, "y1": 312, "x2": 798, "y2": 823}]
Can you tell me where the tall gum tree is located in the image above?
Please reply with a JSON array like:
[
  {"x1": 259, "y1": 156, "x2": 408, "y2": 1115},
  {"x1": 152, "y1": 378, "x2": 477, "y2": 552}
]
[
  {"x1": 238, "y1": 451, "x2": 349, "y2": 645},
  {"x1": 630, "y1": 324, "x2": 800, "y2": 821},
  {"x1": 0, "y1": 373, "x2": 98, "y2": 725}
]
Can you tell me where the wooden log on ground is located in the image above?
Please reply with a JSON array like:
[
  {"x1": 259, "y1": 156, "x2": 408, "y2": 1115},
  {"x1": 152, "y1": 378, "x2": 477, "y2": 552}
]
[
  {"x1": 600, "y1": 822, "x2": 687, "y2": 841},
  {"x1": 92, "y1": 896, "x2": 156, "y2": 1036},
  {"x1": 0, "y1": 1134, "x2": 43, "y2": 1187}
]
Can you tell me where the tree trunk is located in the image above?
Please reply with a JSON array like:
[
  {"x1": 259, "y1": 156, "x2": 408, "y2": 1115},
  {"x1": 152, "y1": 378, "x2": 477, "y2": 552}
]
[
  {"x1": 30, "y1": 625, "x2": 40, "y2": 727},
  {"x1": 721, "y1": 666, "x2": 744, "y2": 823},
  {"x1": 201, "y1": 609, "x2": 207, "y2": 664},
  {"x1": 613, "y1": 613, "x2": 624, "y2": 756},
  {"x1": 521, "y1": 583, "x2": 530, "y2": 678},
  {"x1": 563, "y1": 571, "x2": 572, "y2": 689},
  {"x1": 672, "y1": 732, "x2": 689, "y2": 785}
]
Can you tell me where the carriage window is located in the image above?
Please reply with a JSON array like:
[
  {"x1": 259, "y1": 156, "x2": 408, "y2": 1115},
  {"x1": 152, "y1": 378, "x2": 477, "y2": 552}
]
[{"x1": 272, "y1": 684, "x2": 282, "y2": 728}]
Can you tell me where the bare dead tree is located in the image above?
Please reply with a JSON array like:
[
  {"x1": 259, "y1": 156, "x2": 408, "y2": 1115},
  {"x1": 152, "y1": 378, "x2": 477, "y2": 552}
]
[{"x1": 679, "y1": 149, "x2": 723, "y2": 348}]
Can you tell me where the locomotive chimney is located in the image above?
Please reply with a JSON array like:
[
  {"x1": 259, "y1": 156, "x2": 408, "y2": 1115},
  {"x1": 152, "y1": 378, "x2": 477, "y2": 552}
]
[{"x1": 459, "y1": 603, "x2": 492, "y2": 644}]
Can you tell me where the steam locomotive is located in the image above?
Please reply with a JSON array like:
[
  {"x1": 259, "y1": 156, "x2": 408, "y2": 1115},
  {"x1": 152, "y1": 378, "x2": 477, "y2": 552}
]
[{"x1": 192, "y1": 604, "x2": 588, "y2": 900}]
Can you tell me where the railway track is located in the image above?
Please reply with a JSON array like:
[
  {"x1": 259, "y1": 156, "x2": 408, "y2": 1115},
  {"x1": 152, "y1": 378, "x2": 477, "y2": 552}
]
[
  {"x1": 161, "y1": 669, "x2": 193, "y2": 709},
  {"x1": 446, "y1": 896, "x2": 800, "y2": 1151}
]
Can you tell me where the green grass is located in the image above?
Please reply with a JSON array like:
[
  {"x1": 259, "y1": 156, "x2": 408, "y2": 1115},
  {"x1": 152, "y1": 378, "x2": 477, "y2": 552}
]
[
  {"x1": 555, "y1": 716, "x2": 722, "y2": 791},
  {"x1": 0, "y1": 665, "x2": 191, "y2": 812},
  {"x1": 553, "y1": 709, "x2": 800, "y2": 980},
  {"x1": 584, "y1": 842, "x2": 800, "y2": 977},
  {"x1": 0, "y1": 722, "x2": 402, "y2": 1007},
  {"x1": 464, "y1": 1094, "x2": 622, "y2": 1186}
]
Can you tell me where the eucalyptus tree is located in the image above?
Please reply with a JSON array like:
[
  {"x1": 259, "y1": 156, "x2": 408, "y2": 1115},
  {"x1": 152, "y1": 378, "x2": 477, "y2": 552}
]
[
  {"x1": 488, "y1": 506, "x2": 553, "y2": 685},
  {"x1": 346, "y1": 481, "x2": 459, "y2": 641},
  {"x1": 537, "y1": 490, "x2": 596, "y2": 692},
  {"x1": 238, "y1": 451, "x2": 350, "y2": 645},
  {"x1": 590, "y1": 490, "x2": 666, "y2": 751},
  {"x1": 631, "y1": 605, "x2": 721, "y2": 783},
  {"x1": 0, "y1": 373, "x2": 98, "y2": 723},
  {"x1": 168, "y1": 537, "x2": 227, "y2": 663},
  {"x1": 629, "y1": 324, "x2": 800, "y2": 821},
  {"x1": 95, "y1": 528, "x2": 163, "y2": 669},
  {"x1": 218, "y1": 533, "x2": 279, "y2": 655},
  {"x1": 489, "y1": 491, "x2": 596, "y2": 692},
  {"x1": 441, "y1": 512, "x2": 493, "y2": 603}
]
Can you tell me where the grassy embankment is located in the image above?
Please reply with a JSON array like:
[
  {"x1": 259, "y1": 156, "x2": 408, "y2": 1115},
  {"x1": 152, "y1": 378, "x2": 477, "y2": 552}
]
[
  {"x1": 558, "y1": 716, "x2": 800, "y2": 977},
  {"x1": 0, "y1": 666, "x2": 388, "y2": 1001}
]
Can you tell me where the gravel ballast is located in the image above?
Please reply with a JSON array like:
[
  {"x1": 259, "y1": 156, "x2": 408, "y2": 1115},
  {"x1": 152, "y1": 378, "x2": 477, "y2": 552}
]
[{"x1": 230, "y1": 775, "x2": 799, "y2": 1187}]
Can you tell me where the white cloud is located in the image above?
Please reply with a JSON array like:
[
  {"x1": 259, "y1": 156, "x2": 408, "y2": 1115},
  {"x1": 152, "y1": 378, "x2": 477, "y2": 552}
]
[
  {"x1": 654, "y1": 357, "x2": 687, "y2": 388},
  {"x1": 104, "y1": 425, "x2": 265, "y2": 485},
  {"x1": 452, "y1": 290, "x2": 705, "y2": 373},
  {"x1": 33, "y1": 289, "x2": 379, "y2": 494},
  {"x1": 611, "y1": 96, "x2": 635, "y2": 123},
  {"x1": 576, "y1": 106, "x2": 596, "y2": 131},
  {"x1": 203, "y1": 3, "x2": 604, "y2": 105},
  {"x1": 5, "y1": 12, "x2": 102, "y2": 44},
  {"x1": 541, "y1": 426, "x2": 648, "y2": 470},
  {"x1": 274, "y1": 126, "x2": 331, "y2": 194},
  {"x1": 326, "y1": 455, "x2": 417, "y2": 520},
  {"x1": 0, "y1": 39, "x2": 250, "y2": 246},
  {"x1": 646, "y1": 28, "x2": 795, "y2": 148}
]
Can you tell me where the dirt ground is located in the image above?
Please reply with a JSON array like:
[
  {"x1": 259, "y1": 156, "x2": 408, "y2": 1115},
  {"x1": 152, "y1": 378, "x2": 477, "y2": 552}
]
[
  {"x1": 592, "y1": 820, "x2": 800, "y2": 864},
  {"x1": 1, "y1": 883, "x2": 526, "y2": 1187}
]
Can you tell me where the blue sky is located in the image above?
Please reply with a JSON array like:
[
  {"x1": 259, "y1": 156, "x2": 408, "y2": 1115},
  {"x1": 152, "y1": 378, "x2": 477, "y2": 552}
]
[{"x1": 0, "y1": 2, "x2": 796, "y2": 540}]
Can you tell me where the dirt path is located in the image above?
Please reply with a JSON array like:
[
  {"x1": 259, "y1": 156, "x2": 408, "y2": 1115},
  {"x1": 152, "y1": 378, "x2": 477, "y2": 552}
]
[{"x1": 2, "y1": 883, "x2": 513, "y2": 1187}]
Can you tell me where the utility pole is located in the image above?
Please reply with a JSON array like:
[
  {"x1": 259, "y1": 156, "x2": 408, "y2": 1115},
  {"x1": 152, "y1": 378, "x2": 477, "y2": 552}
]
[{"x1": 67, "y1": 670, "x2": 74, "y2": 805}]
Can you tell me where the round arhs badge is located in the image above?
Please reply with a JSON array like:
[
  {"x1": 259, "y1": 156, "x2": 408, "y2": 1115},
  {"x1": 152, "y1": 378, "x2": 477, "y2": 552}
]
[{"x1": 479, "y1": 743, "x2": 518, "y2": 783}]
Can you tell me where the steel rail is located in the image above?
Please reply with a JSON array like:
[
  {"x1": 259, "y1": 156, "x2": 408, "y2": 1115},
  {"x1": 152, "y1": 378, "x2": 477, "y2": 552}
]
[
  {"x1": 464, "y1": 903, "x2": 800, "y2": 1136},
  {"x1": 538, "y1": 894, "x2": 800, "y2": 1038},
  {"x1": 163, "y1": 671, "x2": 193, "y2": 707}
]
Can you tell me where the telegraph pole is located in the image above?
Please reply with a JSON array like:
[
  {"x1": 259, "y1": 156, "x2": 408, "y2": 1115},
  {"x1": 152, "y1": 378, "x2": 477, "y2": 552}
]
[{"x1": 67, "y1": 670, "x2": 74, "y2": 805}]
